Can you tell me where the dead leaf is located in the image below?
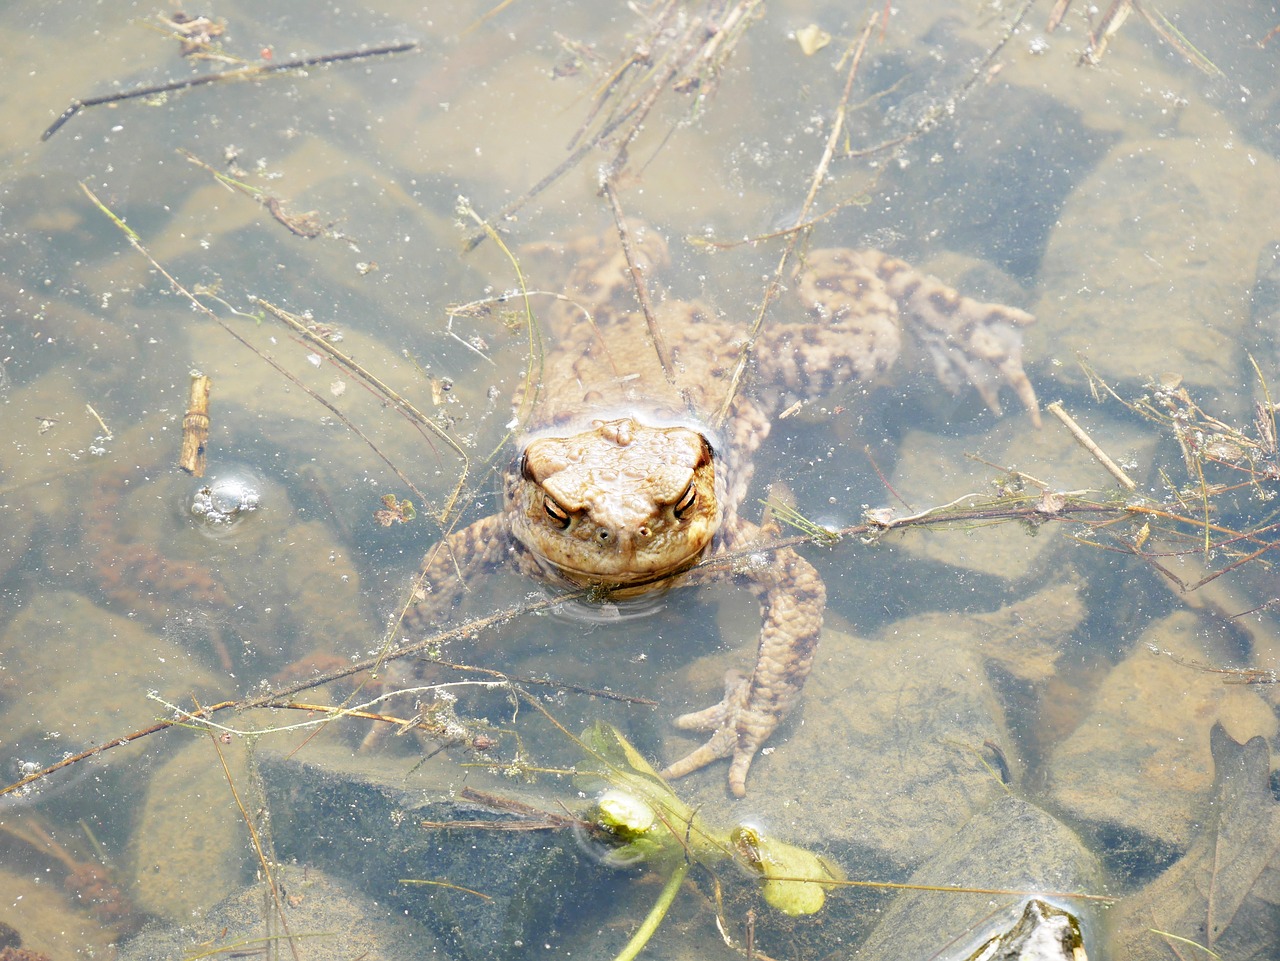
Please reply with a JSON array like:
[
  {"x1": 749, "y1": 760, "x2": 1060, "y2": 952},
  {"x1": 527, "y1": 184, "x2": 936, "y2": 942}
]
[
  {"x1": 1109, "y1": 723, "x2": 1280, "y2": 959},
  {"x1": 795, "y1": 24, "x2": 830, "y2": 56}
]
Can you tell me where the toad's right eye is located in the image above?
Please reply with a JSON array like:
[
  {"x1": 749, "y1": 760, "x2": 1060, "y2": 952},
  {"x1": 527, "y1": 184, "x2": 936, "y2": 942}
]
[{"x1": 543, "y1": 495, "x2": 571, "y2": 529}]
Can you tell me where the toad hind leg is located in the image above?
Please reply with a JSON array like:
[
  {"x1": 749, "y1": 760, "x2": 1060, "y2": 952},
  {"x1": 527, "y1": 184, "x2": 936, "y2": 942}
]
[
  {"x1": 661, "y1": 543, "x2": 824, "y2": 797},
  {"x1": 758, "y1": 248, "x2": 1040, "y2": 425}
]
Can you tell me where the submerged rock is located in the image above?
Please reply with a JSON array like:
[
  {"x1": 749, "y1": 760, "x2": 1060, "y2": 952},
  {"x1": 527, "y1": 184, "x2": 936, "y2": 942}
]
[
  {"x1": 676, "y1": 614, "x2": 1017, "y2": 876},
  {"x1": 0, "y1": 591, "x2": 222, "y2": 745},
  {"x1": 120, "y1": 868, "x2": 442, "y2": 961},
  {"x1": 853, "y1": 797, "x2": 1102, "y2": 961},
  {"x1": 1045, "y1": 611, "x2": 1277, "y2": 875},
  {"x1": 1108, "y1": 723, "x2": 1280, "y2": 960},
  {"x1": 1030, "y1": 111, "x2": 1280, "y2": 410},
  {"x1": 129, "y1": 736, "x2": 255, "y2": 921},
  {"x1": 254, "y1": 739, "x2": 613, "y2": 961},
  {"x1": 967, "y1": 898, "x2": 1087, "y2": 961}
]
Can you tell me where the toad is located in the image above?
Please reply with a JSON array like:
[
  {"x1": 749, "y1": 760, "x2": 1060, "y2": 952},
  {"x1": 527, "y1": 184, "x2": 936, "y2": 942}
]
[{"x1": 400, "y1": 225, "x2": 1038, "y2": 796}]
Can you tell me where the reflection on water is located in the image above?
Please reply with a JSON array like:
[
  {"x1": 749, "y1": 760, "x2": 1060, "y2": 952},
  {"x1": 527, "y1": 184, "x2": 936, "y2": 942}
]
[
  {"x1": 188, "y1": 466, "x2": 263, "y2": 535},
  {"x1": 2, "y1": 1, "x2": 1280, "y2": 959}
]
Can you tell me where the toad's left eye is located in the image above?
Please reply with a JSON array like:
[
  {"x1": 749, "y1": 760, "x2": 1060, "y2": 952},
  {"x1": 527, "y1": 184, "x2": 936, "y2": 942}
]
[
  {"x1": 673, "y1": 481, "x2": 697, "y2": 519},
  {"x1": 543, "y1": 495, "x2": 571, "y2": 529}
]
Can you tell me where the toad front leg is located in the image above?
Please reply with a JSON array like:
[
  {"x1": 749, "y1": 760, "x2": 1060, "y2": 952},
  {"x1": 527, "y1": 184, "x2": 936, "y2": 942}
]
[
  {"x1": 360, "y1": 513, "x2": 518, "y2": 752},
  {"x1": 661, "y1": 535, "x2": 825, "y2": 797}
]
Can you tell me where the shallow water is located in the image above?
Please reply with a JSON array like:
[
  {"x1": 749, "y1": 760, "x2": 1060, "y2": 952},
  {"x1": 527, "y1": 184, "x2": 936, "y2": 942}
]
[{"x1": 2, "y1": 2, "x2": 1279, "y2": 959}]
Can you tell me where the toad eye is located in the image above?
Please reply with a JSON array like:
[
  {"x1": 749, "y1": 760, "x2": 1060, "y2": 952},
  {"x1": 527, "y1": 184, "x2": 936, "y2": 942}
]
[
  {"x1": 543, "y1": 495, "x2": 571, "y2": 529},
  {"x1": 673, "y1": 481, "x2": 697, "y2": 519}
]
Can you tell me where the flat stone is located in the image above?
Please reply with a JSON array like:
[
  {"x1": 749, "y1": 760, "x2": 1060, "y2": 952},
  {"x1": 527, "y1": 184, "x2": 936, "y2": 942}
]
[
  {"x1": 129, "y1": 736, "x2": 255, "y2": 921},
  {"x1": 254, "y1": 739, "x2": 613, "y2": 961},
  {"x1": 1029, "y1": 109, "x2": 1280, "y2": 409},
  {"x1": 1045, "y1": 610, "x2": 1278, "y2": 872},
  {"x1": 0, "y1": 590, "x2": 222, "y2": 747},
  {"x1": 120, "y1": 868, "x2": 443, "y2": 961}
]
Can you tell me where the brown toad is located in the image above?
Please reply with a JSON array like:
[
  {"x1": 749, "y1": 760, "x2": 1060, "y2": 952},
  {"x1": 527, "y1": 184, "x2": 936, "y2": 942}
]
[{"x1": 400, "y1": 225, "x2": 1038, "y2": 796}]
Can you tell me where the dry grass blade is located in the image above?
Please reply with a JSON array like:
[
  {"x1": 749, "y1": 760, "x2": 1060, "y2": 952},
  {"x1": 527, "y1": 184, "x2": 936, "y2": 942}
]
[
  {"x1": 398, "y1": 879, "x2": 493, "y2": 900},
  {"x1": 602, "y1": 181, "x2": 675, "y2": 383},
  {"x1": 760, "y1": 498, "x2": 841, "y2": 546},
  {"x1": 464, "y1": 0, "x2": 763, "y2": 249},
  {"x1": 195, "y1": 695, "x2": 301, "y2": 961},
  {"x1": 253, "y1": 298, "x2": 471, "y2": 523},
  {"x1": 1133, "y1": 1, "x2": 1224, "y2": 76}
]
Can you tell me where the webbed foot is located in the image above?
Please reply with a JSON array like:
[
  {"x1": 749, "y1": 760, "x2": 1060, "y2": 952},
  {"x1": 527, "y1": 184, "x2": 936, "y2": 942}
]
[
  {"x1": 661, "y1": 671, "x2": 768, "y2": 798},
  {"x1": 907, "y1": 286, "x2": 1041, "y2": 427}
]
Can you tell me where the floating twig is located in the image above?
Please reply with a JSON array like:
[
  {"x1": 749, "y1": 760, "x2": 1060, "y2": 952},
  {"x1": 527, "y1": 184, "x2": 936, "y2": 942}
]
[
  {"x1": 178, "y1": 371, "x2": 212, "y2": 476},
  {"x1": 1047, "y1": 400, "x2": 1138, "y2": 491},
  {"x1": 85, "y1": 403, "x2": 113, "y2": 440},
  {"x1": 42, "y1": 40, "x2": 418, "y2": 141}
]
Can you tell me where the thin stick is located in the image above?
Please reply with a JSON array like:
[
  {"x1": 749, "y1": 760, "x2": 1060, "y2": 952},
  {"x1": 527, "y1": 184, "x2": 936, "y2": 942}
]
[
  {"x1": 42, "y1": 41, "x2": 418, "y2": 141},
  {"x1": 1047, "y1": 400, "x2": 1138, "y2": 491},
  {"x1": 602, "y1": 182, "x2": 675, "y2": 383},
  {"x1": 198, "y1": 696, "x2": 301, "y2": 961},
  {"x1": 711, "y1": 16, "x2": 875, "y2": 428},
  {"x1": 85, "y1": 403, "x2": 113, "y2": 439}
]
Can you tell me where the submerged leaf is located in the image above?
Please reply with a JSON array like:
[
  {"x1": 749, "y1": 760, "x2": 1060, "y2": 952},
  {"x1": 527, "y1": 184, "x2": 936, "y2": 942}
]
[
  {"x1": 794, "y1": 24, "x2": 831, "y2": 56},
  {"x1": 1110, "y1": 723, "x2": 1280, "y2": 959},
  {"x1": 577, "y1": 724, "x2": 841, "y2": 915}
]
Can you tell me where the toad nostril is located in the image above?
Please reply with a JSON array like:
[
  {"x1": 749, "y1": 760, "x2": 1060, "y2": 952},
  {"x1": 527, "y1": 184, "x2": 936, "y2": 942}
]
[
  {"x1": 637, "y1": 526, "x2": 651, "y2": 538},
  {"x1": 598, "y1": 530, "x2": 611, "y2": 541}
]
